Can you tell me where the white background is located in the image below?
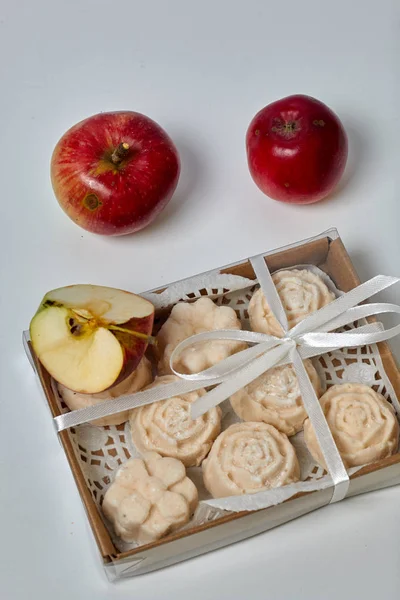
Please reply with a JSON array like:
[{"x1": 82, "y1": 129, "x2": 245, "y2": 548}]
[{"x1": 1, "y1": 0, "x2": 400, "y2": 598}]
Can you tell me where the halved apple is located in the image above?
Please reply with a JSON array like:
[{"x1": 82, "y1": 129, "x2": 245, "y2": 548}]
[{"x1": 30, "y1": 284, "x2": 155, "y2": 394}]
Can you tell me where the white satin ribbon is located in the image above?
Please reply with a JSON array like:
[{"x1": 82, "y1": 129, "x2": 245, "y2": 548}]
[
  {"x1": 179, "y1": 261, "x2": 398, "y2": 503},
  {"x1": 53, "y1": 260, "x2": 400, "y2": 505}
]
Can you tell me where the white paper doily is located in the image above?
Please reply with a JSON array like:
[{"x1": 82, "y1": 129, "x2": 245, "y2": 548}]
[{"x1": 51, "y1": 267, "x2": 400, "y2": 551}]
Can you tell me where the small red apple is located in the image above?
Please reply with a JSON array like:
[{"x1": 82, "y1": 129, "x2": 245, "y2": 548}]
[
  {"x1": 51, "y1": 111, "x2": 180, "y2": 235},
  {"x1": 246, "y1": 95, "x2": 348, "y2": 204}
]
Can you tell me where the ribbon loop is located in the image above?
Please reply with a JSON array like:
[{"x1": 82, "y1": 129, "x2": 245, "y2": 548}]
[
  {"x1": 187, "y1": 269, "x2": 400, "y2": 505},
  {"x1": 190, "y1": 340, "x2": 295, "y2": 419},
  {"x1": 289, "y1": 275, "x2": 399, "y2": 337},
  {"x1": 169, "y1": 330, "x2": 281, "y2": 382}
]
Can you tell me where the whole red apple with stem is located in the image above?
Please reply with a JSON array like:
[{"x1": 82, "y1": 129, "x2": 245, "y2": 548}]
[
  {"x1": 51, "y1": 111, "x2": 180, "y2": 235},
  {"x1": 246, "y1": 95, "x2": 348, "y2": 204}
]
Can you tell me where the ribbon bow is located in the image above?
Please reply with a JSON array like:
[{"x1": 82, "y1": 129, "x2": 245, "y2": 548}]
[
  {"x1": 52, "y1": 256, "x2": 400, "y2": 504},
  {"x1": 167, "y1": 257, "x2": 400, "y2": 502}
]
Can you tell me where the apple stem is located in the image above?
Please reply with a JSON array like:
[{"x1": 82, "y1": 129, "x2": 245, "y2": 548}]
[
  {"x1": 111, "y1": 142, "x2": 130, "y2": 164},
  {"x1": 108, "y1": 324, "x2": 157, "y2": 346}
]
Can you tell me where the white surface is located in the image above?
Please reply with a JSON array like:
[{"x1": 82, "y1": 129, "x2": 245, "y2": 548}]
[{"x1": 1, "y1": 0, "x2": 399, "y2": 598}]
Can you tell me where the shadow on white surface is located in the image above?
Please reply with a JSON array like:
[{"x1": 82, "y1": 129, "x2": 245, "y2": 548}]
[
  {"x1": 327, "y1": 116, "x2": 370, "y2": 201},
  {"x1": 150, "y1": 135, "x2": 207, "y2": 231}
]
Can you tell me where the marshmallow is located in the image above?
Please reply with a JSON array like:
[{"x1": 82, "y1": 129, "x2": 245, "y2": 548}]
[
  {"x1": 129, "y1": 375, "x2": 221, "y2": 467},
  {"x1": 103, "y1": 452, "x2": 198, "y2": 544},
  {"x1": 249, "y1": 269, "x2": 335, "y2": 337},
  {"x1": 304, "y1": 383, "x2": 399, "y2": 469},
  {"x1": 156, "y1": 297, "x2": 247, "y2": 375},
  {"x1": 230, "y1": 359, "x2": 322, "y2": 436},
  {"x1": 203, "y1": 422, "x2": 300, "y2": 498}
]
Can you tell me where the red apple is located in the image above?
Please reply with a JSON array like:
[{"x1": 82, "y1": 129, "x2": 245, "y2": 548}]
[
  {"x1": 51, "y1": 111, "x2": 180, "y2": 235},
  {"x1": 246, "y1": 95, "x2": 348, "y2": 204}
]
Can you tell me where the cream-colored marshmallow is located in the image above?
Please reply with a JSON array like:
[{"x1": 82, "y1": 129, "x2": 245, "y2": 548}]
[
  {"x1": 156, "y1": 297, "x2": 247, "y2": 375},
  {"x1": 202, "y1": 422, "x2": 300, "y2": 498},
  {"x1": 103, "y1": 452, "x2": 198, "y2": 544},
  {"x1": 249, "y1": 269, "x2": 335, "y2": 337},
  {"x1": 129, "y1": 375, "x2": 221, "y2": 467},
  {"x1": 304, "y1": 383, "x2": 399, "y2": 469},
  {"x1": 230, "y1": 359, "x2": 321, "y2": 436}
]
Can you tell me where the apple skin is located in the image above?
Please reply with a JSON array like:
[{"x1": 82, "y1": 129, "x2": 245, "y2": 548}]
[
  {"x1": 246, "y1": 95, "x2": 348, "y2": 204},
  {"x1": 51, "y1": 111, "x2": 180, "y2": 235},
  {"x1": 109, "y1": 313, "x2": 154, "y2": 388}
]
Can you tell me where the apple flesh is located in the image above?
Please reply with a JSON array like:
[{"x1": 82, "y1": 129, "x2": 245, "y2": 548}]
[
  {"x1": 30, "y1": 285, "x2": 154, "y2": 394},
  {"x1": 51, "y1": 111, "x2": 180, "y2": 235},
  {"x1": 246, "y1": 94, "x2": 348, "y2": 204}
]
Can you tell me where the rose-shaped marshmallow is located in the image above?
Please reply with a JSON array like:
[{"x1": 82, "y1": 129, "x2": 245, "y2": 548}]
[
  {"x1": 304, "y1": 383, "x2": 399, "y2": 469},
  {"x1": 103, "y1": 452, "x2": 198, "y2": 544},
  {"x1": 129, "y1": 375, "x2": 221, "y2": 466},
  {"x1": 230, "y1": 359, "x2": 322, "y2": 436},
  {"x1": 202, "y1": 422, "x2": 300, "y2": 498},
  {"x1": 156, "y1": 297, "x2": 247, "y2": 375},
  {"x1": 249, "y1": 269, "x2": 335, "y2": 337},
  {"x1": 58, "y1": 356, "x2": 153, "y2": 426}
]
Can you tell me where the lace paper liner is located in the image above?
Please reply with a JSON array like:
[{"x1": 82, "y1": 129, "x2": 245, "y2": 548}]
[{"x1": 50, "y1": 266, "x2": 400, "y2": 552}]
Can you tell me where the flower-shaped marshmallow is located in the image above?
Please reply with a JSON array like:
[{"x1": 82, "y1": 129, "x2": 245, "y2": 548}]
[
  {"x1": 202, "y1": 422, "x2": 300, "y2": 498},
  {"x1": 230, "y1": 359, "x2": 322, "y2": 436},
  {"x1": 304, "y1": 383, "x2": 399, "y2": 469},
  {"x1": 102, "y1": 452, "x2": 198, "y2": 544},
  {"x1": 249, "y1": 269, "x2": 335, "y2": 337},
  {"x1": 58, "y1": 356, "x2": 153, "y2": 426},
  {"x1": 156, "y1": 297, "x2": 247, "y2": 375},
  {"x1": 129, "y1": 375, "x2": 221, "y2": 466}
]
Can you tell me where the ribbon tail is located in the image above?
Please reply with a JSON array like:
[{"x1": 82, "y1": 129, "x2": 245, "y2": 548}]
[
  {"x1": 55, "y1": 377, "x2": 219, "y2": 432},
  {"x1": 290, "y1": 275, "x2": 399, "y2": 337},
  {"x1": 302, "y1": 323, "x2": 400, "y2": 349},
  {"x1": 297, "y1": 322, "x2": 385, "y2": 358},
  {"x1": 170, "y1": 333, "x2": 281, "y2": 382},
  {"x1": 191, "y1": 342, "x2": 293, "y2": 419},
  {"x1": 306, "y1": 303, "x2": 399, "y2": 334}
]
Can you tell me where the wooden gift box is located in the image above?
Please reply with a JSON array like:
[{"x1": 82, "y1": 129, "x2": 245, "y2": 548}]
[{"x1": 24, "y1": 228, "x2": 400, "y2": 580}]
